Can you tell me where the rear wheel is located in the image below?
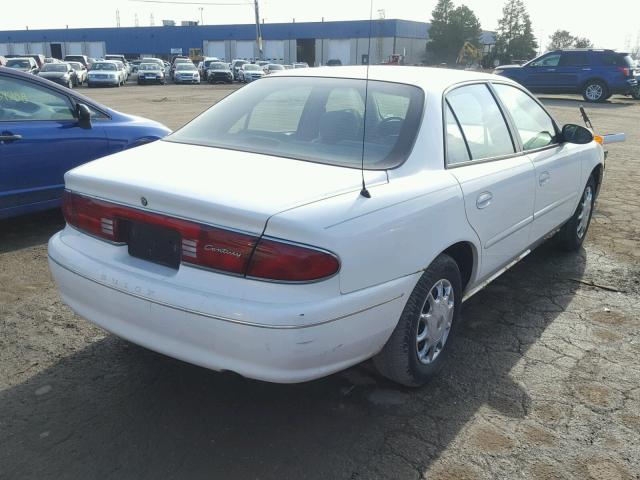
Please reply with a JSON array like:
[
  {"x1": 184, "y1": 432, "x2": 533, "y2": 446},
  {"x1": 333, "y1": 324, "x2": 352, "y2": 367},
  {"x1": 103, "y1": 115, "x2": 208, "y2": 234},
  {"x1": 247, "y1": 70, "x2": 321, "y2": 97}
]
[
  {"x1": 582, "y1": 80, "x2": 608, "y2": 102},
  {"x1": 631, "y1": 86, "x2": 640, "y2": 100},
  {"x1": 374, "y1": 254, "x2": 462, "y2": 387},
  {"x1": 557, "y1": 176, "x2": 597, "y2": 251}
]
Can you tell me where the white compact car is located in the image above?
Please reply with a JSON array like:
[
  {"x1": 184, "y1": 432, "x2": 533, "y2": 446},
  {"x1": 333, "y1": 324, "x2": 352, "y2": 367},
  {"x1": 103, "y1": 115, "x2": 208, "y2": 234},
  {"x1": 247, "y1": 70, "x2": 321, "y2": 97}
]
[{"x1": 49, "y1": 66, "x2": 608, "y2": 386}]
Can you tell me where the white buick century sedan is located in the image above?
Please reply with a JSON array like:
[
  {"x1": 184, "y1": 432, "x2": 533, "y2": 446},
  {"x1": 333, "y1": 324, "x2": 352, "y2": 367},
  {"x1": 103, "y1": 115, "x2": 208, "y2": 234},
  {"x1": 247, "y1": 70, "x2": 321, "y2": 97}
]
[{"x1": 49, "y1": 66, "x2": 605, "y2": 386}]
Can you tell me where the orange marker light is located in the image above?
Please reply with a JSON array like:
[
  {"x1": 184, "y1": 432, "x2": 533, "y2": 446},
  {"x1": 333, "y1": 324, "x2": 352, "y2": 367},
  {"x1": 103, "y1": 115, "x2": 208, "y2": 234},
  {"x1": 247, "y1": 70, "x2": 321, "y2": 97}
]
[{"x1": 594, "y1": 135, "x2": 604, "y2": 145}]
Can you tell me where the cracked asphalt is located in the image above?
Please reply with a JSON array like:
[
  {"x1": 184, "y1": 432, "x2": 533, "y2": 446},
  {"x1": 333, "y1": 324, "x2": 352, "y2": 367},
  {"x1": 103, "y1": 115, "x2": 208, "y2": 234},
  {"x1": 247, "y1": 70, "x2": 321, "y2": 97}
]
[{"x1": 1, "y1": 83, "x2": 639, "y2": 480}]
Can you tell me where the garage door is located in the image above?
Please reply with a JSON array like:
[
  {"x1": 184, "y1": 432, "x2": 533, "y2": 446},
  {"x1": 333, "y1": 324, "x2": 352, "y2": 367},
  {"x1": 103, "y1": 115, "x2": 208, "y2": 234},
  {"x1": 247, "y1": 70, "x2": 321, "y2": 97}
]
[
  {"x1": 11, "y1": 43, "x2": 28, "y2": 55},
  {"x1": 88, "y1": 42, "x2": 106, "y2": 59},
  {"x1": 66, "y1": 42, "x2": 83, "y2": 55},
  {"x1": 328, "y1": 39, "x2": 350, "y2": 65},
  {"x1": 263, "y1": 40, "x2": 284, "y2": 62},
  {"x1": 27, "y1": 42, "x2": 46, "y2": 55},
  {"x1": 203, "y1": 41, "x2": 225, "y2": 60},
  {"x1": 235, "y1": 40, "x2": 254, "y2": 60}
]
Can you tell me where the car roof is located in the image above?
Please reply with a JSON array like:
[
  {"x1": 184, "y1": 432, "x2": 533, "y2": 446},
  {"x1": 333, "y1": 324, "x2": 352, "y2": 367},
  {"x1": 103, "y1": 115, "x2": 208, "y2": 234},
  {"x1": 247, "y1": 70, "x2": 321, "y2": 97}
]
[{"x1": 272, "y1": 66, "x2": 509, "y2": 92}]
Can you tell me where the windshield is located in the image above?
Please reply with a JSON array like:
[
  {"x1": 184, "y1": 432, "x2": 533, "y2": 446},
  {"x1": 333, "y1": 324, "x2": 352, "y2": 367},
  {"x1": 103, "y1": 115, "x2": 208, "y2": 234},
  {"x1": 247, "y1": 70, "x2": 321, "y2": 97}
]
[
  {"x1": 105, "y1": 56, "x2": 123, "y2": 61},
  {"x1": 209, "y1": 63, "x2": 228, "y2": 70},
  {"x1": 7, "y1": 59, "x2": 30, "y2": 68},
  {"x1": 166, "y1": 77, "x2": 424, "y2": 169},
  {"x1": 140, "y1": 64, "x2": 161, "y2": 71},
  {"x1": 92, "y1": 63, "x2": 116, "y2": 71},
  {"x1": 176, "y1": 63, "x2": 196, "y2": 71},
  {"x1": 244, "y1": 64, "x2": 261, "y2": 71},
  {"x1": 68, "y1": 62, "x2": 83, "y2": 70},
  {"x1": 268, "y1": 64, "x2": 284, "y2": 70},
  {"x1": 42, "y1": 64, "x2": 67, "y2": 72}
]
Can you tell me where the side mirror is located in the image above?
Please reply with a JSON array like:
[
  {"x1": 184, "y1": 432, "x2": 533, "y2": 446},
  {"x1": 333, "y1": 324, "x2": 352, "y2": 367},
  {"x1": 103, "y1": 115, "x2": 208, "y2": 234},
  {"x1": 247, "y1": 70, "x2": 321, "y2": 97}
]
[
  {"x1": 561, "y1": 124, "x2": 593, "y2": 144},
  {"x1": 76, "y1": 103, "x2": 92, "y2": 129}
]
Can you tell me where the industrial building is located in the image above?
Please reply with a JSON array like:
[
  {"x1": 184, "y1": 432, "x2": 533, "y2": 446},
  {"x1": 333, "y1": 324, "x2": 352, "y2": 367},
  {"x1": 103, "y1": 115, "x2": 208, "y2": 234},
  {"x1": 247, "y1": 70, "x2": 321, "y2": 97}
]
[{"x1": 0, "y1": 19, "x2": 431, "y2": 65}]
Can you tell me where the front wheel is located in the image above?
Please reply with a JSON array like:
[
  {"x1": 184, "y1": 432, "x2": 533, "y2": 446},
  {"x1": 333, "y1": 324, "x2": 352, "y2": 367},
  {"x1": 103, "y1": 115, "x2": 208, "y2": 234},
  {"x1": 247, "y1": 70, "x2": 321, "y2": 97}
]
[
  {"x1": 557, "y1": 176, "x2": 597, "y2": 251},
  {"x1": 582, "y1": 80, "x2": 608, "y2": 103},
  {"x1": 374, "y1": 254, "x2": 462, "y2": 387},
  {"x1": 631, "y1": 85, "x2": 640, "y2": 100}
]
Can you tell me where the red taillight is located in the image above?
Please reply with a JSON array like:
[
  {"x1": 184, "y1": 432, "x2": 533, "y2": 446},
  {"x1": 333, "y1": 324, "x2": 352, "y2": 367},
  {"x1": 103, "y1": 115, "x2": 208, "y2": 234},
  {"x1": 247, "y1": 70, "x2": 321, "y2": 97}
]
[
  {"x1": 618, "y1": 66, "x2": 630, "y2": 77},
  {"x1": 62, "y1": 191, "x2": 122, "y2": 242},
  {"x1": 247, "y1": 238, "x2": 340, "y2": 282},
  {"x1": 63, "y1": 191, "x2": 339, "y2": 282}
]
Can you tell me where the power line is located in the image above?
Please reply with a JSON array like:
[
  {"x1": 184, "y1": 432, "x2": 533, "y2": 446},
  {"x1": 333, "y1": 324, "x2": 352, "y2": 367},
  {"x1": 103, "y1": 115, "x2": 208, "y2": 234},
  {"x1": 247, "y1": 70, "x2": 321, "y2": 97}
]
[{"x1": 129, "y1": 0, "x2": 252, "y2": 5}]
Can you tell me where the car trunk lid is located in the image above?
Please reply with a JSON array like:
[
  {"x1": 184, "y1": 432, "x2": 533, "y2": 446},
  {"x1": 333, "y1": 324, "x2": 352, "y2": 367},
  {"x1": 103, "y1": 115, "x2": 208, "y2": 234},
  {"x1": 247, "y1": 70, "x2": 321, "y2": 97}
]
[{"x1": 64, "y1": 139, "x2": 387, "y2": 234}]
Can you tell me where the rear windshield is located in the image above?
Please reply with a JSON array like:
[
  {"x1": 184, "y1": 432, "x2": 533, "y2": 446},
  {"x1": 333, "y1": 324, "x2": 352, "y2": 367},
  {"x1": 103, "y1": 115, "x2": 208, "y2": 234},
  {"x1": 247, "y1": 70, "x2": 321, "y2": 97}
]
[
  {"x1": 209, "y1": 63, "x2": 228, "y2": 70},
  {"x1": 140, "y1": 64, "x2": 161, "y2": 71},
  {"x1": 176, "y1": 63, "x2": 196, "y2": 70},
  {"x1": 166, "y1": 77, "x2": 424, "y2": 169},
  {"x1": 42, "y1": 64, "x2": 67, "y2": 72},
  {"x1": 244, "y1": 64, "x2": 261, "y2": 71},
  {"x1": 7, "y1": 59, "x2": 30, "y2": 68}
]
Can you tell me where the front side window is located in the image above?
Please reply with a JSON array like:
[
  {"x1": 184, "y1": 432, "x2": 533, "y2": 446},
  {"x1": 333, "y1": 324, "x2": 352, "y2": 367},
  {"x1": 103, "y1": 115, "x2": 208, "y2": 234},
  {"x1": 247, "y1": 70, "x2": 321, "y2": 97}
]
[
  {"x1": 167, "y1": 77, "x2": 424, "y2": 169},
  {"x1": 493, "y1": 83, "x2": 558, "y2": 151},
  {"x1": 446, "y1": 84, "x2": 514, "y2": 160},
  {"x1": 0, "y1": 75, "x2": 74, "y2": 121},
  {"x1": 529, "y1": 53, "x2": 561, "y2": 67}
]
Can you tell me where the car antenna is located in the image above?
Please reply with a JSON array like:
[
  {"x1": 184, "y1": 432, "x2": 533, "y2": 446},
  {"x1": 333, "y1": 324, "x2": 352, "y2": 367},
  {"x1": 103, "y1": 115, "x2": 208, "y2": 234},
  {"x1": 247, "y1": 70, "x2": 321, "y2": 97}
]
[
  {"x1": 359, "y1": 0, "x2": 374, "y2": 199},
  {"x1": 579, "y1": 105, "x2": 594, "y2": 130}
]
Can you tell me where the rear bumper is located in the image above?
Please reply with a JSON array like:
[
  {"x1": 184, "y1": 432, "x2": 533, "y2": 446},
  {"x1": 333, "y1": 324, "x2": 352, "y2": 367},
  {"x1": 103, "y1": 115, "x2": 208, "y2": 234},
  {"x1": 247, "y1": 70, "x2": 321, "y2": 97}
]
[
  {"x1": 88, "y1": 77, "x2": 119, "y2": 86},
  {"x1": 48, "y1": 229, "x2": 415, "y2": 383}
]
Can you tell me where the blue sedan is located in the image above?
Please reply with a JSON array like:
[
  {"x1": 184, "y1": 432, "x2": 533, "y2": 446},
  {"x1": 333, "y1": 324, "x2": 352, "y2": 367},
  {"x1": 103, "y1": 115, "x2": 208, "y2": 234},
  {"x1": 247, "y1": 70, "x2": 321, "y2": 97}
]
[{"x1": 0, "y1": 67, "x2": 171, "y2": 219}]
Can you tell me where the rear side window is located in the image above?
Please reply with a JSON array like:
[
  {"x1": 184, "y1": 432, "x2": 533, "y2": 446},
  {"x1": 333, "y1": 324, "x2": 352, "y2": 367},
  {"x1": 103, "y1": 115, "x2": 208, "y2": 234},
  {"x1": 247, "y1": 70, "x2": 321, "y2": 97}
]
[
  {"x1": 493, "y1": 84, "x2": 558, "y2": 150},
  {"x1": 596, "y1": 52, "x2": 632, "y2": 67},
  {"x1": 559, "y1": 52, "x2": 589, "y2": 66},
  {"x1": 445, "y1": 104, "x2": 470, "y2": 165},
  {"x1": 446, "y1": 84, "x2": 514, "y2": 161}
]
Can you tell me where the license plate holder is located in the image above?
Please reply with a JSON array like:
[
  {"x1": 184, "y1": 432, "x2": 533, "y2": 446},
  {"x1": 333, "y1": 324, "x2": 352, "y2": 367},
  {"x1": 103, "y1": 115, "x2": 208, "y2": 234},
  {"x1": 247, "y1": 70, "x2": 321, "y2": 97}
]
[{"x1": 126, "y1": 221, "x2": 181, "y2": 269}]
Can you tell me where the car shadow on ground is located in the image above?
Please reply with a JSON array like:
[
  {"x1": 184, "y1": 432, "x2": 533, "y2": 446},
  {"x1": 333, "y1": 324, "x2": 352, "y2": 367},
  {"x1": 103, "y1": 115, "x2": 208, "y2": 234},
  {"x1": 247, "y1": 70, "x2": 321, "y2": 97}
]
[
  {"x1": 0, "y1": 209, "x2": 64, "y2": 254},
  {"x1": 0, "y1": 238, "x2": 586, "y2": 479}
]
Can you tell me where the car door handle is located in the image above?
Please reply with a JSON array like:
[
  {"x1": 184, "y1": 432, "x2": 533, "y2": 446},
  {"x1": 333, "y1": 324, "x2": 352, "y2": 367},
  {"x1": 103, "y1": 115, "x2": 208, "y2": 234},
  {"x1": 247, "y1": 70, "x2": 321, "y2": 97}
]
[
  {"x1": 539, "y1": 171, "x2": 551, "y2": 186},
  {"x1": 476, "y1": 192, "x2": 493, "y2": 209},
  {"x1": 0, "y1": 134, "x2": 22, "y2": 143}
]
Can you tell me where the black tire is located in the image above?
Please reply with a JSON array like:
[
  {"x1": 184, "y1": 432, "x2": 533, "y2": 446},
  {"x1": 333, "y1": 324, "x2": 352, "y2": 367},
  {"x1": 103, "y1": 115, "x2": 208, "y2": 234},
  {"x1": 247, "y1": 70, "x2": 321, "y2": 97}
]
[
  {"x1": 67, "y1": 80, "x2": 73, "y2": 89},
  {"x1": 631, "y1": 86, "x2": 640, "y2": 100},
  {"x1": 374, "y1": 254, "x2": 462, "y2": 387},
  {"x1": 582, "y1": 80, "x2": 609, "y2": 103},
  {"x1": 557, "y1": 176, "x2": 597, "y2": 251}
]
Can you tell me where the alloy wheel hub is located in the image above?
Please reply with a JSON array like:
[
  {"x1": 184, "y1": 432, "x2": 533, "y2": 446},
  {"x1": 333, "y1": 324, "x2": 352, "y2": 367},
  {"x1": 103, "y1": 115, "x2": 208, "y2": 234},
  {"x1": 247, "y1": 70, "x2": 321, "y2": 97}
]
[{"x1": 416, "y1": 279, "x2": 454, "y2": 365}]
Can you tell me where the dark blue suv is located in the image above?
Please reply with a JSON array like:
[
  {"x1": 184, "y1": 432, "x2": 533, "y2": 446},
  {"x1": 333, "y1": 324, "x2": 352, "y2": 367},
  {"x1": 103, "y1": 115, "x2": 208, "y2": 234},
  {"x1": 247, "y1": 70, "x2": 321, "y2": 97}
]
[{"x1": 494, "y1": 49, "x2": 637, "y2": 102}]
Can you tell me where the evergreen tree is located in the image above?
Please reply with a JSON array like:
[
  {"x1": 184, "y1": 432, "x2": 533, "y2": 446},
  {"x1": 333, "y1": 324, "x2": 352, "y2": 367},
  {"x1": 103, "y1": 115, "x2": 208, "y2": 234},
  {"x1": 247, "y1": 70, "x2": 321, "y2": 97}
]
[
  {"x1": 548, "y1": 30, "x2": 576, "y2": 50},
  {"x1": 427, "y1": 0, "x2": 482, "y2": 64},
  {"x1": 573, "y1": 37, "x2": 594, "y2": 48},
  {"x1": 495, "y1": 0, "x2": 538, "y2": 63}
]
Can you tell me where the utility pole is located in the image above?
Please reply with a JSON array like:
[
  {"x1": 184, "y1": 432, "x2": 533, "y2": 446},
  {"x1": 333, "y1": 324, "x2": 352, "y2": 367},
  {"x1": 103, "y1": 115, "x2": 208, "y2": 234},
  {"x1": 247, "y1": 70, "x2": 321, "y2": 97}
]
[
  {"x1": 116, "y1": 10, "x2": 121, "y2": 27},
  {"x1": 135, "y1": 13, "x2": 139, "y2": 27},
  {"x1": 199, "y1": 7, "x2": 204, "y2": 25},
  {"x1": 150, "y1": 13, "x2": 155, "y2": 26},
  {"x1": 254, "y1": 0, "x2": 263, "y2": 60}
]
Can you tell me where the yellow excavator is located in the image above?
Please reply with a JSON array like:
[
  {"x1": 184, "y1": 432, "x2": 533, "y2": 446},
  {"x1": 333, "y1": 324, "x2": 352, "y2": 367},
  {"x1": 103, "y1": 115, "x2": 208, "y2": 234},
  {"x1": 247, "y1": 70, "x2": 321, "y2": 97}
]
[{"x1": 456, "y1": 41, "x2": 482, "y2": 67}]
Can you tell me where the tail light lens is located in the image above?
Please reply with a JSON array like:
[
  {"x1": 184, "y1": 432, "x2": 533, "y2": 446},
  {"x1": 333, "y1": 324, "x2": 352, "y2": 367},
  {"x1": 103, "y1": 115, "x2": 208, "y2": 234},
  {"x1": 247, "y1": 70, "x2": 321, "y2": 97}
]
[
  {"x1": 247, "y1": 239, "x2": 340, "y2": 282},
  {"x1": 62, "y1": 191, "x2": 339, "y2": 282},
  {"x1": 618, "y1": 67, "x2": 630, "y2": 77}
]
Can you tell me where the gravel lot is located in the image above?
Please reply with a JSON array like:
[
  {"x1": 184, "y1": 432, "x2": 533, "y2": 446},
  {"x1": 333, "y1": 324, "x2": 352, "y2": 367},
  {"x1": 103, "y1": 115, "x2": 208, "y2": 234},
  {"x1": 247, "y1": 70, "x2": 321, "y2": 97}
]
[{"x1": 1, "y1": 81, "x2": 639, "y2": 480}]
